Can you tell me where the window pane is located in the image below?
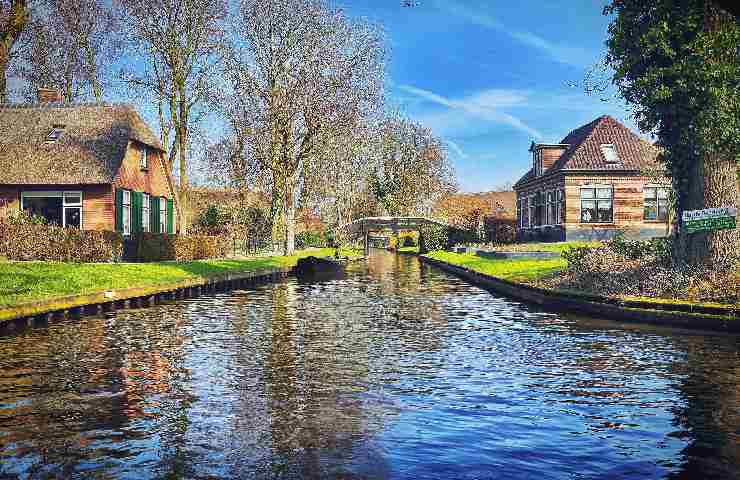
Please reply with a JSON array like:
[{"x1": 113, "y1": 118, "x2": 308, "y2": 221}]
[
  {"x1": 657, "y1": 188, "x2": 669, "y2": 200},
  {"x1": 581, "y1": 200, "x2": 596, "y2": 223},
  {"x1": 644, "y1": 203, "x2": 657, "y2": 220},
  {"x1": 557, "y1": 190, "x2": 564, "y2": 201},
  {"x1": 23, "y1": 197, "x2": 63, "y2": 226},
  {"x1": 64, "y1": 192, "x2": 81, "y2": 205},
  {"x1": 64, "y1": 207, "x2": 81, "y2": 228},
  {"x1": 597, "y1": 200, "x2": 613, "y2": 222},
  {"x1": 644, "y1": 187, "x2": 656, "y2": 200},
  {"x1": 596, "y1": 187, "x2": 612, "y2": 199},
  {"x1": 658, "y1": 205, "x2": 668, "y2": 222},
  {"x1": 581, "y1": 188, "x2": 595, "y2": 199}
]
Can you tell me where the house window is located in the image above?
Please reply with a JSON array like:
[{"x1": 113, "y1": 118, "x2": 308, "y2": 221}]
[
  {"x1": 557, "y1": 189, "x2": 565, "y2": 224},
  {"x1": 644, "y1": 186, "x2": 669, "y2": 221},
  {"x1": 528, "y1": 195, "x2": 536, "y2": 228},
  {"x1": 600, "y1": 144, "x2": 619, "y2": 164},
  {"x1": 46, "y1": 125, "x2": 66, "y2": 143},
  {"x1": 546, "y1": 191, "x2": 556, "y2": 226},
  {"x1": 581, "y1": 185, "x2": 613, "y2": 223},
  {"x1": 21, "y1": 191, "x2": 82, "y2": 228},
  {"x1": 140, "y1": 146, "x2": 148, "y2": 169},
  {"x1": 122, "y1": 190, "x2": 131, "y2": 235},
  {"x1": 160, "y1": 197, "x2": 167, "y2": 233},
  {"x1": 142, "y1": 193, "x2": 150, "y2": 232}
]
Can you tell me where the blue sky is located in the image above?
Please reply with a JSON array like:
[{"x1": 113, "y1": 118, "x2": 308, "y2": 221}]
[{"x1": 339, "y1": 0, "x2": 639, "y2": 192}]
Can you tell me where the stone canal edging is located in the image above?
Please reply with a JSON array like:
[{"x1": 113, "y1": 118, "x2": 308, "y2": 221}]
[
  {"x1": 420, "y1": 256, "x2": 740, "y2": 333},
  {"x1": 0, "y1": 267, "x2": 292, "y2": 332}
]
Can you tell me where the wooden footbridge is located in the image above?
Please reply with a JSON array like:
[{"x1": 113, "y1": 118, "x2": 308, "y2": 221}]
[{"x1": 337, "y1": 216, "x2": 453, "y2": 254}]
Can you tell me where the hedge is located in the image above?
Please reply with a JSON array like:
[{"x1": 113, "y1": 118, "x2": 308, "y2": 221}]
[
  {"x1": 0, "y1": 218, "x2": 123, "y2": 262},
  {"x1": 127, "y1": 233, "x2": 231, "y2": 262}
]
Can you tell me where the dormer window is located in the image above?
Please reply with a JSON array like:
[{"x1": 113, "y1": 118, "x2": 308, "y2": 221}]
[
  {"x1": 600, "y1": 144, "x2": 619, "y2": 164},
  {"x1": 46, "y1": 125, "x2": 65, "y2": 143},
  {"x1": 140, "y1": 145, "x2": 148, "y2": 169}
]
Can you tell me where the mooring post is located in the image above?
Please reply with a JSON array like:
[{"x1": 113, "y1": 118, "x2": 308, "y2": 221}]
[{"x1": 364, "y1": 228, "x2": 370, "y2": 257}]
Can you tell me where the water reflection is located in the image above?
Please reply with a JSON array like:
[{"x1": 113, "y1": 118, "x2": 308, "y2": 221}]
[{"x1": 0, "y1": 250, "x2": 739, "y2": 479}]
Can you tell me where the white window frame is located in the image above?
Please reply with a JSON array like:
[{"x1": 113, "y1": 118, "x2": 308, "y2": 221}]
[
  {"x1": 580, "y1": 184, "x2": 614, "y2": 224},
  {"x1": 20, "y1": 190, "x2": 83, "y2": 228},
  {"x1": 545, "y1": 190, "x2": 555, "y2": 226},
  {"x1": 139, "y1": 145, "x2": 148, "y2": 169},
  {"x1": 600, "y1": 144, "x2": 619, "y2": 164},
  {"x1": 160, "y1": 197, "x2": 167, "y2": 233},
  {"x1": 122, "y1": 190, "x2": 131, "y2": 236},
  {"x1": 528, "y1": 194, "x2": 536, "y2": 228},
  {"x1": 643, "y1": 184, "x2": 670, "y2": 222},
  {"x1": 556, "y1": 189, "x2": 565, "y2": 225},
  {"x1": 142, "y1": 193, "x2": 150, "y2": 232}
]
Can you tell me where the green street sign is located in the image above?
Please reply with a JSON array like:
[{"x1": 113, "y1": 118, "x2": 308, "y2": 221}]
[{"x1": 682, "y1": 207, "x2": 737, "y2": 234}]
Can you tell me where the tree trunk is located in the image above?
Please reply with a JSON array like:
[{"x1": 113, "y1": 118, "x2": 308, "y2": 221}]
[
  {"x1": 178, "y1": 125, "x2": 188, "y2": 235},
  {"x1": 675, "y1": 152, "x2": 740, "y2": 266},
  {"x1": 284, "y1": 184, "x2": 295, "y2": 256}
]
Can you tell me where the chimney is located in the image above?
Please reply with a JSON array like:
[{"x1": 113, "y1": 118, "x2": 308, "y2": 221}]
[{"x1": 37, "y1": 87, "x2": 62, "y2": 104}]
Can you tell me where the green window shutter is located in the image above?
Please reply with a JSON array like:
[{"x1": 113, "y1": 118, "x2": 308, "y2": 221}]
[
  {"x1": 132, "y1": 192, "x2": 142, "y2": 233},
  {"x1": 167, "y1": 198, "x2": 174, "y2": 234},
  {"x1": 151, "y1": 196, "x2": 160, "y2": 234},
  {"x1": 115, "y1": 189, "x2": 123, "y2": 232}
]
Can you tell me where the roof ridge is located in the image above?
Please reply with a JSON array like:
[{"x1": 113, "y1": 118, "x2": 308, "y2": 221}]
[
  {"x1": 560, "y1": 116, "x2": 609, "y2": 168},
  {"x1": 0, "y1": 102, "x2": 135, "y2": 110}
]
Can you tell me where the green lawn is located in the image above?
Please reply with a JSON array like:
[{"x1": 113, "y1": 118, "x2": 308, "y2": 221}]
[
  {"x1": 423, "y1": 251, "x2": 567, "y2": 283},
  {"x1": 0, "y1": 248, "x2": 361, "y2": 308},
  {"x1": 491, "y1": 241, "x2": 601, "y2": 254},
  {"x1": 397, "y1": 246, "x2": 419, "y2": 254}
]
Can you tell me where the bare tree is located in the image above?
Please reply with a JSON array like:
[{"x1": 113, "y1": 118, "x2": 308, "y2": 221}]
[
  {"x1": 0, "y1": 0, "x2": 30, "y2": 102},
  {"x1": 224, "y1": 0, "x2": 385, "y2": 254},
  {"x1": 118, "y1": 0, "x2": 227, "y2": 234},
  {"x1": 18, "y1": 0, "x2": 119, "y2": 102}
]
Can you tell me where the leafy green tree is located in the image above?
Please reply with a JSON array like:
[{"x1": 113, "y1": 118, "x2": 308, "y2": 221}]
[{"x1": 604, "y1": 0, "x2": 740, "y2": 265}]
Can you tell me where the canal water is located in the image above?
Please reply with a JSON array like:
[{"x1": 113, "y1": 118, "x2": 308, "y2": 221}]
[{"x1": 1, "y1": 251, "x2": 739, "y2": 479}]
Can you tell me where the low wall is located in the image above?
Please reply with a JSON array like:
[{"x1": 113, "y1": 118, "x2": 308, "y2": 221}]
[{"x1": 420, "y1": 256, "x2": 739, "y2": 333}]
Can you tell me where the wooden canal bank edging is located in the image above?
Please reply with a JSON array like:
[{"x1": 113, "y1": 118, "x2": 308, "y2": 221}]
[
  {"x1": 419, "y1": 256, "x2": 740, "y2": 333},
  {"x1": 0, "y1": 267, "x2": 293, "y2": 332}
]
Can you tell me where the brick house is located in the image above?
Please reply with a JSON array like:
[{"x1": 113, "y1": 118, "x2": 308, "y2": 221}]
[
  {"x1": 513, "y1": 115, "x2": 670, "y2": 242},
  {"x1": 0, "y1": 90, "x2": 178, "y2": 236}
]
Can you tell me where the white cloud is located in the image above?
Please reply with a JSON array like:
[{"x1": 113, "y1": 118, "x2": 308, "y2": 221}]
[
  {"x1": 398, "y1": 84, "x2": 543, "y2": 139},
  {"x1": 446, "y1": 140, "x2": 468, "y2": 159},
  {"x1": 436, "y1": 0, "x2": 593, "y2": 68}
]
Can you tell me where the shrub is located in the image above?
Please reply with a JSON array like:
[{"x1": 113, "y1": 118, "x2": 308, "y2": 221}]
[
  {"x1": 551, "y1": 233, "x2": 738, "y2": 304},
  {"x1": 193, "y1": 205, "x2": 230, "y2": 235},
  {"x1": 296, "y1": 230, "x2": 326, "y2": 249},
  {"x1": 128, "y1": 233, "x2": 231, "y2": 262},
  {"x1": 0, "y1": 212, "x2": 123, "y2": 262},
  {"x1": 418, "y1": 224, "x2": 478, "y2": 253}
]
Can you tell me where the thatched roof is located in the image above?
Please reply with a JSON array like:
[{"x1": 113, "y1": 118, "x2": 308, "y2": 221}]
[{"x1": 0, "y1": 103, "x2": 164, "y2": 185}]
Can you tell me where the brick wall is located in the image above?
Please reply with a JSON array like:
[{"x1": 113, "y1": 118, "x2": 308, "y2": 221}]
[
  {"x1": 564, "y1": 174, "x2": 670, "y2": 241},
  {"x1": 114, "y1": 141, "x2": 174, "y2": 199},
  {"x1": 113, "y1": 141, "x2": 177, "y2": 229},
  {"x1": 515, "y1": 172, "x2": 672, "y2": 242}
]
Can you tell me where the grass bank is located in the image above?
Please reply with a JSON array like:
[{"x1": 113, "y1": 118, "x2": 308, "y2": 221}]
[
  {"x1": 487, "y1": 241, "x2": 600, "y2": 254},
  {"x1": 423, "y1": 251, "x2": 566, "y2": 282},
  {"x1": 0, "y1": 248, "x2": 361, "y2": 309}
]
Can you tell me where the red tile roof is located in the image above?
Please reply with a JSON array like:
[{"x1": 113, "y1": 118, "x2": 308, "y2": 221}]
[{"x1": 514, "y1": 116, "x2": 661, "y2": 188}]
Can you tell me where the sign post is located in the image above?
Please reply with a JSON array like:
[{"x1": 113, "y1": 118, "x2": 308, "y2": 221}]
[{"x1": 682, "y1": 207, "x2": 737, "y2": 234}]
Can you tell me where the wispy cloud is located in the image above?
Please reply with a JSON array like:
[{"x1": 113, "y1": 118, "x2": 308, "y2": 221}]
[
  {"x1": 446, "y1": 140, "x2": 468, "y2": 159},
  {"x1": 398, "y1": 84, "x2": 543, "y2": 139},
  {"x1": 435, "y1": 0, "x2": 593, "y2": 68}
]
